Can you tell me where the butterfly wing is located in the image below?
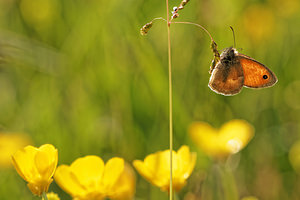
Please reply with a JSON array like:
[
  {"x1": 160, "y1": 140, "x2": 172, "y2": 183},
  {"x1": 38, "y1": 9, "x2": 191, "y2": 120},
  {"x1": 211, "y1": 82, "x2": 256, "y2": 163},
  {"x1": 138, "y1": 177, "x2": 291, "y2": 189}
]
[
  {"x1": 208, "y1": 61, "x2": 244, "y2": 96},
  {"x1": 238, "y1": 54, "x2": 277, "y2": 88}
]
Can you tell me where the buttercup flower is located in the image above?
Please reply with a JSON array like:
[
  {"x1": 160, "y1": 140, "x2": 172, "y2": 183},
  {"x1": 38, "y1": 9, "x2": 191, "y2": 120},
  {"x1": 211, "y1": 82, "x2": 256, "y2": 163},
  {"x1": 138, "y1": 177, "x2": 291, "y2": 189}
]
[
  {"x1": 11, "y1": 144, "x2": 58, "y2": 196},
  {"x1": 0, "y1": 132, "x2": 31, "y2": 168},
  {"x1": 133, "y1": 145, "x2": 196, "y2": 192},
  {"x1": 189, "y1": 119, "x2": 254, "y2": 159},
  {"x1": 44, "y1": 192, "x2": 60, "y2": 200},
  {"x1": 54, "y1": 156, "x2": 135, "y2": 200}
]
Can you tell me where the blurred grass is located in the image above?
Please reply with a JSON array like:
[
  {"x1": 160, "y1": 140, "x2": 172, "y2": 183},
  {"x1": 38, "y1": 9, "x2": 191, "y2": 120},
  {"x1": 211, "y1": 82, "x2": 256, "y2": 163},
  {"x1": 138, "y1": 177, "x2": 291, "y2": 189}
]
[{"x1": 0, "y1": 0, "x2": 300, "y2": 199}]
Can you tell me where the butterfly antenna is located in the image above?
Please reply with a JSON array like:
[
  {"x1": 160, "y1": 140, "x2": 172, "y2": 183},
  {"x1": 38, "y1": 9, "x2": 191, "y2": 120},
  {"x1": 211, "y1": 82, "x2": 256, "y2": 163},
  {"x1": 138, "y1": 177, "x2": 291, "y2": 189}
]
[{"x1": 230, "y1": 26, "x2": 236, "y2": 48}]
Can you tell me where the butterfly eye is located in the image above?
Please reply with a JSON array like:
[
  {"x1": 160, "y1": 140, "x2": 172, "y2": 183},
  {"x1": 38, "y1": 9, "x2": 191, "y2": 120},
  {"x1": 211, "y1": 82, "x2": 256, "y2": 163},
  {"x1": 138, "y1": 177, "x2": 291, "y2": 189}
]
[{"x1": 263, "y1": 75, "x2": 268, "y2": 79}]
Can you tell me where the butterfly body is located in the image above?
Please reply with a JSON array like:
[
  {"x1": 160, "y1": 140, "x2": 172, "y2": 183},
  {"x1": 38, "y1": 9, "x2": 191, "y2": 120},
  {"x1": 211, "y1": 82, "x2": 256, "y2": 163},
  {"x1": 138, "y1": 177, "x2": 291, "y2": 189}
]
[{"x1": 208, "y1": 47, "x2": 277, "y2": 96}]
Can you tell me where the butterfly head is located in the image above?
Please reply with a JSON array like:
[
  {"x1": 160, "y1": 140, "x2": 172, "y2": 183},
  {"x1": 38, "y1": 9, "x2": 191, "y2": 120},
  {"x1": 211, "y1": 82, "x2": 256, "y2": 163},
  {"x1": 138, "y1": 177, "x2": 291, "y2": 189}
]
[{"x1": 220, "y1": 47, "x2": 238, "y2": 64}]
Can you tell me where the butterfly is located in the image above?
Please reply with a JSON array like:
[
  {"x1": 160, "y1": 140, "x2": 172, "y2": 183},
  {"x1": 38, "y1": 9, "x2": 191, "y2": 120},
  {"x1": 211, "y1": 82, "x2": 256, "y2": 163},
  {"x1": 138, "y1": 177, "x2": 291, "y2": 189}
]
[{"x1": 208, "y1": 46, "x2": 277, "y2": 96}]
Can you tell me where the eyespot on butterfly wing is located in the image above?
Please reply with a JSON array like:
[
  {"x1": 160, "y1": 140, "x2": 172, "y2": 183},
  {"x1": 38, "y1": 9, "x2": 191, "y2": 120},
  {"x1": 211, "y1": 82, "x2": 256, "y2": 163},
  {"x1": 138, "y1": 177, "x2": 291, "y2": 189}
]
[{"x1": 237, "y1": 54, "x2": 278, "y2": 88}]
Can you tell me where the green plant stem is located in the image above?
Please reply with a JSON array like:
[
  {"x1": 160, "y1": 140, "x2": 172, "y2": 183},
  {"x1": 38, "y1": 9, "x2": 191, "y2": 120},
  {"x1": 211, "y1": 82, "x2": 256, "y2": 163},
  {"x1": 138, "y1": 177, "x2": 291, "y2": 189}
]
[
  {"x1": 165, "y1": 0, "x2": 173, "y2": 200},
  {"x1": 219, "y1": 164, "x2": 239, "y2": 200},
  {"x1": 42, "y1": 192, "x2": 48, "y2": 200},
  {"x1": 171, "y1": 21, "x2": 215, "y2": 42}
]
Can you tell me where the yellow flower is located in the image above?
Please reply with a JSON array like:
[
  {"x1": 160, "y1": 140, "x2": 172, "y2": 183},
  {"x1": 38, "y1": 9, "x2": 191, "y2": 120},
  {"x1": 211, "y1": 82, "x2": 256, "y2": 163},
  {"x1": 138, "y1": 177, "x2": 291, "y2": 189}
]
[
  {"x1": 289, "y1": 140, "x2": 300, "y2": 174},
  {"x1": 189, "y1": 120, "x2": 254, "y2": 159},
  {"x1": 54, "y1": 156, "x2": 135, "y2": 200},
  {"x1": 133, "y1": 145, "x2": 196, "y2": 192},
  {"x1": 0, "y1": 133, "x2": 31, "y2": 168},
  {"x1": 44, "y1": 192, "x2": 60, "y2": 200},
  {"x1": 11, "y1": 144, "x2": 58, "y2": 196}
]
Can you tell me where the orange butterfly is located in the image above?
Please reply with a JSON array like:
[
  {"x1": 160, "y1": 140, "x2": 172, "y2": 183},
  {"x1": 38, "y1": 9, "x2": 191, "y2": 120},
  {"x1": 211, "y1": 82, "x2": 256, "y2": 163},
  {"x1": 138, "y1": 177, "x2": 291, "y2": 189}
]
[{"x1": 208, "y1": 46, "x2": 277, "y2": 96}]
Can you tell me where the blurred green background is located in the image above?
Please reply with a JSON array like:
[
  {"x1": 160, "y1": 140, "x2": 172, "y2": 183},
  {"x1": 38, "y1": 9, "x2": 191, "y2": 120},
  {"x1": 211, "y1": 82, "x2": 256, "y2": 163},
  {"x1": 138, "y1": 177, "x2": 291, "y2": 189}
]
[{"x1": 0, "y1": 0, "x2": 300, "y2": 199}]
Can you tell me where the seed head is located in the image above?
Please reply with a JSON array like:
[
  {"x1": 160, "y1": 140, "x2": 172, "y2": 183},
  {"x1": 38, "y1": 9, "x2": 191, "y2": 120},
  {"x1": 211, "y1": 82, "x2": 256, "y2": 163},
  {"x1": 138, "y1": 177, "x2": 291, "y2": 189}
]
[{"x1": 140, "y1": 22, "x2": 153, "y2": 36}]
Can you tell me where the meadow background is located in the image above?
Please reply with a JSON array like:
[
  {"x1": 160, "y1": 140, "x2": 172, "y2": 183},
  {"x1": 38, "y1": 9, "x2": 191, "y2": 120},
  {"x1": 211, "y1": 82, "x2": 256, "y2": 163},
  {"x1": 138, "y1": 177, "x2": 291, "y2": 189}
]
[{"x1": 0, "y1": 0, "x2": 300, "y2": 199}]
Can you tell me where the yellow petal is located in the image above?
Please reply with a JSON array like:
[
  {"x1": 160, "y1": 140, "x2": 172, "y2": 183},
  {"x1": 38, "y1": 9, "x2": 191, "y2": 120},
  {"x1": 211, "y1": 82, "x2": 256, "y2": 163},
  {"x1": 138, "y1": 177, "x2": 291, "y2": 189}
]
[
  {"x1": 11, "y1": 145, "x2": 38, "y2": 182},
  {"x1": 70, "y1": 155, "x2": 104, "y2": 189},
  {"x1": 106, "y1": 162, "x2": 136, "y2": 200},
  {"x1": 176, "y1": 145, "x2": 196, "y2": 179},
  {"x1": 132, "y1": 160, "x2": 152, "y2": 182},
  {"x1": 189, "y1": 122, "x2": 220, "y2": 157},
  {"x1": 173, "y1": 146, "x2": 196, "y2": 192},
  {"x1": 102, "y1": 157, "x2": 124, "y2": 189},
  {"x1": 54, "y1": 165, "x2": 86, "y2": 197},
  {"x1": 219, "y1": 120, "x2": 254, "y2": 154},
  {"x1": 35, "y1": 144, "x2": 58, "y2": 180},
  {"x1": 133, "y1": 156, "x2": 168, "y2": 189},
  {"x1": 145, "y1": 150, "x2": 171, "y2": 175},
  {"x1": 144, "y1": 150, "x2": 171, "y2": 189},
  {"x1": 175, "y1": 145, "x2": 189, "y2": 176}
]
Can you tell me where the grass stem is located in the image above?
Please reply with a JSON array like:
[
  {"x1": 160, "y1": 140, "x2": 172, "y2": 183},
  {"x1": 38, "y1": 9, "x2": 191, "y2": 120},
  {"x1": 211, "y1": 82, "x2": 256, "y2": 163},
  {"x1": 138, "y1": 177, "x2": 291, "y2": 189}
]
[{"x1": 166, "y1": 0, "x2": 173, "y2": 200}]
